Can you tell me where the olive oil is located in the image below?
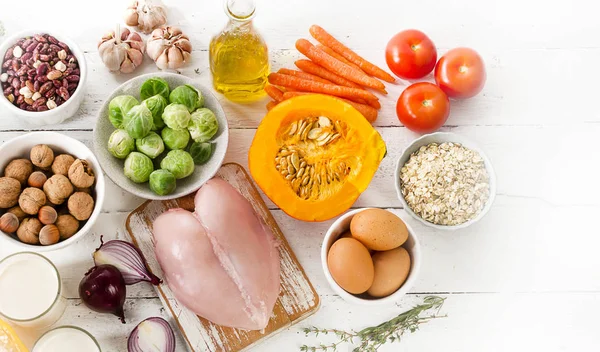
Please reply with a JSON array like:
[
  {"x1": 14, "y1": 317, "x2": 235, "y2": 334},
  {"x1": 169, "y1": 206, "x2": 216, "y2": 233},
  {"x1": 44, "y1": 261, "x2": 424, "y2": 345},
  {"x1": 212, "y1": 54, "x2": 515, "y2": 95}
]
[{"x1": 209, "y1": 0, "x2": 269, "y2": 102}]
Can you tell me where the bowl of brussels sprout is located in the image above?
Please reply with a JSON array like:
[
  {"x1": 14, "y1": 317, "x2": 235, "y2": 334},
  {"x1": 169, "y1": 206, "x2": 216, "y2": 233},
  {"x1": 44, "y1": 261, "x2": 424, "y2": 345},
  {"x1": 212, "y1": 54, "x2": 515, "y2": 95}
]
[{"x1": 93, "y1": 73, "x2": 229, "y2": 199}]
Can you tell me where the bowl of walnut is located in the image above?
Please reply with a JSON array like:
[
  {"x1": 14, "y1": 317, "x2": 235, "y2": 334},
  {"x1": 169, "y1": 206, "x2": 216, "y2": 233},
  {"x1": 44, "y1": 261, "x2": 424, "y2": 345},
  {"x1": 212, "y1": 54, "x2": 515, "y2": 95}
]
[
  {"x1": 0, "y1": 132, "x2": 105, "y2": 251},
  {"x1": 394, "y1": 132, "x2": 496, "y2": 230}
]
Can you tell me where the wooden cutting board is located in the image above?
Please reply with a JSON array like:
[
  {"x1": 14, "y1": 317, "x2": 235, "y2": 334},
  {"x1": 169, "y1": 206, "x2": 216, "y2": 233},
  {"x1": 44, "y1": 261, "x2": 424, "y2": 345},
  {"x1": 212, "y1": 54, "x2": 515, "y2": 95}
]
[{"x1": 125, "y1": 163, "x2": 320, "y2": 352}]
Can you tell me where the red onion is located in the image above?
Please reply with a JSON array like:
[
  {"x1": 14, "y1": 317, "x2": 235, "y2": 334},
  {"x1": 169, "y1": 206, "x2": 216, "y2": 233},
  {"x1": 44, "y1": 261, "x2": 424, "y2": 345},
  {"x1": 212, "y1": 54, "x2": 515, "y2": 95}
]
[
  {"x1": 79, "y1": 264, "x2": 127, "y2": 323},
  {"x1": 128, "y1": 317, "x2": 176, "y2": 352},
  {"x1": 94, "y1": 237, "x2": 162, "y2": 285}
]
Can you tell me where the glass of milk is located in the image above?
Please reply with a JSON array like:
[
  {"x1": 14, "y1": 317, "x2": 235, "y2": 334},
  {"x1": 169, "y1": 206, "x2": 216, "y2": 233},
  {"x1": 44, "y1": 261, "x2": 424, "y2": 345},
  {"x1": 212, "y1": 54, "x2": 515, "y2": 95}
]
[
  {"x1": 32, "y1": 326, "x2": 101, "y2": 352},
  {"x1": 0, "y1": 252, "x2": 66, "y2": 329}
]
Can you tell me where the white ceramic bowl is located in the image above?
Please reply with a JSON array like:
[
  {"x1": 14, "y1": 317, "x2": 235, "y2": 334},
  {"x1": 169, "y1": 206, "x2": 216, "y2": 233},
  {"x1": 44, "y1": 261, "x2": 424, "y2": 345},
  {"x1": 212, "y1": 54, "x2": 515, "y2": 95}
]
[
  {"x1": 0, "y1": 29, "x2": 87, "y2": 126},
  {"x1": 394, "y1": 132, "x2": 497, "y2": 230},
  {"x1": 0, "y1": 132, "x2": 105, "y2": 252},
  {"x1": 321, "y1": 208, "x2": 421, "y2": 305},
  {"x1": 93, "y1": 72, "x2": 229, "y2": 200}
]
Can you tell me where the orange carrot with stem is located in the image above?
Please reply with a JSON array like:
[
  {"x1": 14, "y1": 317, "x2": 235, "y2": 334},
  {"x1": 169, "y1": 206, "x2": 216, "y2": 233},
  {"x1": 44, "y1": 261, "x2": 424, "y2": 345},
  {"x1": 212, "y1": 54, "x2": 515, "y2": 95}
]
[
  {"x1": 268, "y1": 73, "x2": 379, "y2": 102},
  {"x1": 266, "y1": 101, "x2": 278, "y2": 110},
  {"x1": 309, "y1": 25, "x2": 396, "y2": 83},
  {"x1": 295, "y1": 39, "x2": 386, "y2": 91},
  {"x1": 282, "y1": 92, "x2": 378, "y2": 122},
  {"x1": 277, "y1": 68, "x2": 334, "y2": 85},
  {"x1": 316, "y1": 44, "x2": 364, "y2": 73},
  {"x1": 295, "y1": 59, "x2": 363, "y2": 89},
  {"x1": 264, "y1": 85, "x2": 285, "y2": 102}
]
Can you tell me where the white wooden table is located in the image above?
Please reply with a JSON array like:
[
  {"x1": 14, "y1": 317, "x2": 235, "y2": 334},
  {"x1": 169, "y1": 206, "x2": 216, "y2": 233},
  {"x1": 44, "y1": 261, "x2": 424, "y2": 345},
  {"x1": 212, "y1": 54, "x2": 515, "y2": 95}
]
[{"x1": 1, "y1": 0, "x2": 599, "y2": 351}]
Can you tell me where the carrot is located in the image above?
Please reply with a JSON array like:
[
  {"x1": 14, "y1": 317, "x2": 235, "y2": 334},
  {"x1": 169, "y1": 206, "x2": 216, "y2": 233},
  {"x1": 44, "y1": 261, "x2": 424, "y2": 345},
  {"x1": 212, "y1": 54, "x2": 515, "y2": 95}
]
[
  {"x1": 295, "y1": 59, "x2": 363, "y2": 89},
  {"x1": 277, "y1": 68, "x2": 334, "y2": 85},
  {"x1": 264, "y1": 85, "x2": 285, "y2": 102},
  {"x1": 282, "y1": 92, "x2": 378, "y2": 122},
  {"x1": 295, "y1": 39, "x2": 386, "y2": 91},
  {"x1": 266, "y1": 101, "x2": 278, "y2": 110},
  {"x1": 268, "y1": 73, "x2": 379, "y2": 102},
  {"x1": 316, "y1": 44, "x2": 364, "y2": 73},
  {"x1": 366, "y1": 98, "x2": 381, "y2": 110},
  {"x1": 309, "y1": 25, "x2": 396, "y2": 83}
]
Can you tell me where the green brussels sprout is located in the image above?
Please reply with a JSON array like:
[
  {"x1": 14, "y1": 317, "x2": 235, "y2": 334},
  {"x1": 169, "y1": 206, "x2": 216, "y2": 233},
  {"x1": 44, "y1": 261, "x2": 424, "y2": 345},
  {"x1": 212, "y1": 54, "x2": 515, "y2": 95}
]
[
  {"x1": 124, "y1": 152, "x2": 154, "y2": 183},
  {"x1": 162, "y1": 104, "x2": 191, "y2": 130},
  {"x1": 107, "y1": 129, "x2": 135, "y2": 159},
  {"x1": 188, "y1": 108, "x2": 219, "y2": 143},
  {"x1": 142, "y1": 95, "x2": 168, "y2": 130},
  {"x1": 189, "y1": 142, "x2": 215, "y2": 165},
  {"x1": 149, "y1": 170, "x2": 177, "y2": 196},
  {"x1": 169, "y1": 85, "x2": 204, "y2": 112},
  {"x1": 123, "y1": 104, "x2": 154, "y2": 139},
  {"x1": 108, "y1": 95, "x2": 139, "y2": 128},
  {"x1": 135, "y1": 132, "x2": 165, "y2": 159},
  {"x1": 161, "y1": 127, "x2": 190, "y2": 150},
  {"x1": 140, "y1": 77, "x2": 170, "y2": 101},
  {"x1": 160, "y1": 150, "x2": 195, "y2": 179}
]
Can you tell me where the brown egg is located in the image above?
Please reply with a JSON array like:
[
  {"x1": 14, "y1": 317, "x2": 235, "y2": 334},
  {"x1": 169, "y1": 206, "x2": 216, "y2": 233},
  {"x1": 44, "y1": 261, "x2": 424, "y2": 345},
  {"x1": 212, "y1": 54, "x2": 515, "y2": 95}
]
[
  {"x1": 368, "y1": 247, "x2": 411, "y2": 298},
  {"x1": 327, "y1": 238, "x2": 374, "y2": 294},
  {"x1": 350, "y1": 209, "x2": 408, "y2": 251}
]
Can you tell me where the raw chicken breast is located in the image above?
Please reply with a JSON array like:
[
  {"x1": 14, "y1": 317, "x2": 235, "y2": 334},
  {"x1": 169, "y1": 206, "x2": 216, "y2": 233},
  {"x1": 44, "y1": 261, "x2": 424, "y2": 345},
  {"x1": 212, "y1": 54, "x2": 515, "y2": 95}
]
[{"x1": 153, "y1": 178, "x2": 281, "y2": 330}]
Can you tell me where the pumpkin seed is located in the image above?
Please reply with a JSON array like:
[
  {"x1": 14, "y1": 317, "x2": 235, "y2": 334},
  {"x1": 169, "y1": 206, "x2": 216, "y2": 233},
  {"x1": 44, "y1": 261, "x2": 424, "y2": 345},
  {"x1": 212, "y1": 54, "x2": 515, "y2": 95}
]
[
  {"x1": 328, "y1": 134, "x2": 340, "y2": 144},
  {"x1": 287, "y1": 164, "x2": 295, "y2": 175},
  {"x1": 289, "y1": 122, "x2": 298, "y2": 136},
  {"x1": 319, "y1": 116, "x2": 331, "y2": 127},
  {"x1": 308, "y1": 128, "x2": 322, "y2": 140},
  {"x1": 296, "y1": 167, "x2": 305, "y2": 178},
  {"x1": 279, "y1": 150, "x2": 293, "y2": 157},
  {"x1": 317, "y1": 132, "x2": 330, "y2": 142},
  {"x1": 291, "y1": 153, "x2": 300, "y2": 170},
  {"x1": 276, "y1": 165, "x2": 281, "y2": 170},
  {"x1": 281, "y1": 169, "x2": 288, "y2": 176},
  {"x1": 285, "y1": 174, "x2": 294, "y2": 180},
  {"x1": 302, "y1": 122, "x2": 314, "y2": 140},
  {"x1": 300, "y1": 160, "x2": 307, "y2": 169},
  {"x1": 317, "y1": 135, "x2": 332, "y2": 146},
  {"x1": 302, "y1": 176, "x2": 310, "y2": 186},
  {"x1": 296, "y1": 120, "x2": 306, "y2": 137}
]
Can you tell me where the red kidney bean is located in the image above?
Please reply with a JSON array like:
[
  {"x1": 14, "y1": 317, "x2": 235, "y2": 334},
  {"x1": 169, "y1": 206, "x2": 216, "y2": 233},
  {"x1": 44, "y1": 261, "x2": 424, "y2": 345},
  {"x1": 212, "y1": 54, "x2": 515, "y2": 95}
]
[
  {"x1": 58, "y1": 42, "x2": 69, "y2": 50},
  {"x1": 39, "y1": 81, "x2": 53, "y2": 94},
  {"x1": 58, "y1": 87, "x2": 69, "y2": 100},
  {"x1": 16, "y1": 66, "x2": 28, "y2": 76},
  {"x1": 3, "y1": 87, "x2": 12, "y2": 96},
  {"x1": 16, "y1": 95, "x2": 24, "y2": 105},
  {"x1": 11, "y1": 60, "x2": 19, "y2": 72},
  {"x1": 26, "y1": 41, "x2": 38, "y2": 52},
  {"x1": 37, "y1": 106, "x2": 49, "y2": 112},
  {"x1": 34, "y1": 35, "x2": 47, "y2": 43},
  {"x1": 22, "y1": 39, "x2": 32, "y2": 49},
  {"x1": 39, "y1": 54, "x2": 50, "y2": 62},
  {"x1": 48, "y1": 36, "x2": 58, "y2": 45},
  {"x1": 68, "y1": 83, "x2": 78, "y2": 91},
  {"x1": 36, "y1": 75, "x2": 48, "y2": 83},
  {"x1": 20, "y1": 52, "x2": 32, "y2": 63},
  {"x1": 65, "y1": 75, "x2": 79, "y2": 83},
  {"x1": 25, "y1": 81, "x2": 34, "y2": 92},
  {"x1": 33, "y1": 80, "x2": 40, "y2": 92},
  {"x1": 37, "y1": 63, "x2": 48, "y2": 76},
  {"x1": 26, "y1": 68, "x2": 36, "y2": 76},
  {"x1": 44, "y1": 87, "x2": 56, "y2": 99},
  {"x1": 4, "y1": 47, "x2": 14, "y2": 60},
  {"x1": 11, "y1": 79, "x2": 19, "y2": 89},
  {"x1": 52, "y1": 80, "x2": 61, "y2": 88},
  {"x1": 55, "y1": 97, "x2": 63, "y2": 106},
  {"x1": 2, "y1": 59, "x2": 12, "y2": 69},
  {"x1": 32, "y1": 97, "x2": 46, "y2": 108}
]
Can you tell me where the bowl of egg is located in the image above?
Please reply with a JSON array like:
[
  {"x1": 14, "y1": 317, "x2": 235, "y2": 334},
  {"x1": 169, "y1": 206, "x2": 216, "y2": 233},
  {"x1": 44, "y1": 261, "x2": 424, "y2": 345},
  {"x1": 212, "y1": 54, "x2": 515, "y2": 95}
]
[{"x1": 321, "y1": 208, "x2": 421, "y2": 305}]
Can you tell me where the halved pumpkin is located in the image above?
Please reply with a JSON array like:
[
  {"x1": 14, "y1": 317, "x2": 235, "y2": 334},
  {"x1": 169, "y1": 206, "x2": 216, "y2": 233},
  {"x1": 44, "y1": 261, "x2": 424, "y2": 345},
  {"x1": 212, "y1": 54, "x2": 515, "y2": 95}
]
[{"x1": 249, "y1": 94, "x2": 386, "y2": 221}]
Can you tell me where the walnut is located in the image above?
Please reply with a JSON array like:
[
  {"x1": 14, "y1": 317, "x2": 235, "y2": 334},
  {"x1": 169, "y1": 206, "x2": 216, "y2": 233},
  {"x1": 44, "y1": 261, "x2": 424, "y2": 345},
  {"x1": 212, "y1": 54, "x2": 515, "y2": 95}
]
[
  {"x1": 43, "y1": 175, "x2": 74, "y2": 205},
  {"x1": 30, "y1": 144, "x2": 55, "y2": 170},
  {"x1": 18, "y1": 187, "x2": 47, "y2": 215},
  {"x1": 17, "y1": 217, "x2": 42, "y2": 244},
  {"x1": 68, "y1": 159, "x2": 95, "y2": 188},
  {"x1": 4, "y1": 159, "x2": 33, "y2": 185},
  {"x1": 68, "y1": 192, "x2": 94, "y2": 221},
  {"x1": 7, "y1": 206, "x2": 27, "y2": 221},
  {"x1": 0, "y1": 177, "x2": 21, "y2": 208},
  {"x1": 51, "y1": 154, "x2": 75, "y2": 176},
  {"x1": 55, "y1": 214, "x2": 79, "y2": 240}
]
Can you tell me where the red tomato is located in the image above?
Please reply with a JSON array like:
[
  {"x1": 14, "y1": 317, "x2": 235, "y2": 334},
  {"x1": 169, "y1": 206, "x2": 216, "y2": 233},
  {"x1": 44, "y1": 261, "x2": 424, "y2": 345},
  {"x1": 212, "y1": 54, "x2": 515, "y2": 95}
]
[
  {"x1": 435, "y1": 47, "x2": 486, "y2": 99},
  {"x1": 385, "y1": 30, "x2": 437, "y2": 80},
  {"x1": 396, "y1": 82, "x2": 450, "y2": 133}
]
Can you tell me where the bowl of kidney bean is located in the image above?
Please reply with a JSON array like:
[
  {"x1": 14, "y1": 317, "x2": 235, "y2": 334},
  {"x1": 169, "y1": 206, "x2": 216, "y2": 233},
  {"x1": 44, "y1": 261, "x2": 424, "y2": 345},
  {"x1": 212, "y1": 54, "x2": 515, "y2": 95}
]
[{"x1": 0, "y1": 30, "x2": 87, "y2": 126}]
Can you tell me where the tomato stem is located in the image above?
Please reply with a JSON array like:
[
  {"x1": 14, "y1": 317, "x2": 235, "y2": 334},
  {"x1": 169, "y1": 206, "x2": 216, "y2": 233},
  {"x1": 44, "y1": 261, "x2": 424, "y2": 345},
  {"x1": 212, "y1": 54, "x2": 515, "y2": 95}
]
[
  {"x1": 422, "y1": 99, "x2": 432, "y2": 107},
  {"x1": 459, "y1": 65, "x2": 468, "y2": 74}
]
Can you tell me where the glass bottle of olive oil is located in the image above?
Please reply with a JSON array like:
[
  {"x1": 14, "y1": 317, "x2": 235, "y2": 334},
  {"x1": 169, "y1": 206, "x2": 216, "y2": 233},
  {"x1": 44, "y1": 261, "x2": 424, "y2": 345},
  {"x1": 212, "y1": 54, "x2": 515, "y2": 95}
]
[{"x1": 209, "y1": 0, "x2": 269, "y2": 102}]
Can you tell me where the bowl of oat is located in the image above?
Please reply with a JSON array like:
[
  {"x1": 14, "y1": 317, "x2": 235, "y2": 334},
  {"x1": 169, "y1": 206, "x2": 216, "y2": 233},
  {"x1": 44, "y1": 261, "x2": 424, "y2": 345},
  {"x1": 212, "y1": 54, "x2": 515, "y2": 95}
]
[{"x1": 394, "y1": 132, "x2": 496, "y2": 230}]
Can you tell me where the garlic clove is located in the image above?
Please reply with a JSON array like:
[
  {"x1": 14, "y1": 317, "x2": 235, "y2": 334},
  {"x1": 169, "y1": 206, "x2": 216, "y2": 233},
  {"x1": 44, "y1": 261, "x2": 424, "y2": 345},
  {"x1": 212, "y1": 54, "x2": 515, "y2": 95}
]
[
  {"x1": 166, "y1": 46, "x2": 184, "y2": 69},
  {"x1": 120, "y1": 57, "x2": 136, "y2": 74},
  {"x1": 155, "y1": 51, "x2": 169, "y2": 70},
  {"x1": 128, "y1": 49, "x2": 144, "y2": 67}
]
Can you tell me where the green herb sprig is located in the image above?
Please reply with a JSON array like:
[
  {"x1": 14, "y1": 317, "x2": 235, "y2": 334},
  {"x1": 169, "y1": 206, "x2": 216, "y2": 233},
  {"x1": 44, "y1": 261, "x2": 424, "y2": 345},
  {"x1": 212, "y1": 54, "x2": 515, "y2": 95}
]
[{"x1": 300, "y1": 296, "x2": 446, "y2": 352}]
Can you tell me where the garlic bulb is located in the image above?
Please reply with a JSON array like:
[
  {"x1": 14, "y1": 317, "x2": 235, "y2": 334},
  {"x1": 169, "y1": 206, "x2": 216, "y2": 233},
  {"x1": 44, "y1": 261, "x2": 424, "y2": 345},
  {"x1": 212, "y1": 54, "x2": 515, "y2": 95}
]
[
  {"x1": 124, "y1": 0, "x2": 167, "y2": 34},
  {"x1": 146, "y1": 26, "x2": 192, "y2": 70},
  {"x1": 98, "y1": 26, "x2": 145, "y2": 74}
]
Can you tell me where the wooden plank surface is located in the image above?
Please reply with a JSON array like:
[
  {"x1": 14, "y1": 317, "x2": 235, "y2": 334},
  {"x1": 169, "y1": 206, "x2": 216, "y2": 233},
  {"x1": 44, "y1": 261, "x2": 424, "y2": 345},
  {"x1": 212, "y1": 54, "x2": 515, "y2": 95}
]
[
  {"x1": 125, "y1": 164, "x2": 319, "y2": 352},
  {"x1": 1, "y1": 0, "x2": 599, "y2": 350}
]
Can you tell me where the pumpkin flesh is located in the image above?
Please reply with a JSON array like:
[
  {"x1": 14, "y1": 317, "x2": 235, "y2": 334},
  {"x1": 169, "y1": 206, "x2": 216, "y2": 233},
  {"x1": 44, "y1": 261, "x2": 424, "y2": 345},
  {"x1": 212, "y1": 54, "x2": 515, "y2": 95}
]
[{"x1": 249, "y1": 95, "x2": 386, "y2": 221}]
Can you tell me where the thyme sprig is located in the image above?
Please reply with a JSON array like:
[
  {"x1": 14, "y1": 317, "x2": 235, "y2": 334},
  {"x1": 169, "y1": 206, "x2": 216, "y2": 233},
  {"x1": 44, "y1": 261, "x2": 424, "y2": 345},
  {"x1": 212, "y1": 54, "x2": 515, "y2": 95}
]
[{"x1": 300, "y1": 296, "x2": 446, "y2": 352}]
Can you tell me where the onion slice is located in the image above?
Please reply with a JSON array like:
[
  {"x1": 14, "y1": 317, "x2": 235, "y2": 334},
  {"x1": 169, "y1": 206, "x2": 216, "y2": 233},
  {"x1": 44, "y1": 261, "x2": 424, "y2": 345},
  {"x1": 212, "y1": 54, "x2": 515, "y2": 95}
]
[
  {"x1": 128, "y1": 317, "x2": 176, "y2": 352},
  {"x1": 94, "y1": 237, "x2": 162, "y2": 285}
]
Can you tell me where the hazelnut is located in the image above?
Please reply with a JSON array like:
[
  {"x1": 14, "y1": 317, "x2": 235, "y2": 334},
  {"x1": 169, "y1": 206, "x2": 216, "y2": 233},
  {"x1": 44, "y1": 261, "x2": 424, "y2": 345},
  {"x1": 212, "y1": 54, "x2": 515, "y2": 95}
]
[
  {"x1": 7, "y1": 206, "x2": 27, "y2": 221},
  {"x1": 55, "y1": 214, "x2": 79, "y2": 240},
  {"x1": 51, "y1": 154, "x2": 75, "y2": 176},
  {"x1": 68, "y1": 192, "x2": 94, "y2": 221},
  {"x1": 18, "y1": 187, "x2": 47, "y2": 215},
  {"x1": 30, "y1": 144, "x2": 54, "y2": 170},
  {"x1": 17, "y1": 218, "x2": 42, "y2": 244},
  {"x1": 39, "y1": 224, "x2": 60, "y2": 245},
  {"x1": 43, "y1": 174, "x2": 73, "y2": 205},
  {"x1": 0, "y1": 177, "x2": 21, "y2": 209},
  {"x1": 68, "y1": 159, "x2": 95, "y2": 188},
  {"x1": 0, "y1": 213, "x2": 19, "y2": 233},
  {"x1": 4, "y1": 159, "x2": 33, "y2": 185},
  {"x1": 38, "y1": 205, "x2": 58, "y2": 225},
  {"x1": 28, "y1": 171, "x2": 48, "y2": 188}
]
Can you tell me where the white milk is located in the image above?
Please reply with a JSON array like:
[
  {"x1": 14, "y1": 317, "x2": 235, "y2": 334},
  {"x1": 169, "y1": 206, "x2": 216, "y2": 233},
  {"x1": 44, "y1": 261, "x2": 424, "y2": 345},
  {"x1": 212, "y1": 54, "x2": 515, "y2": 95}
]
[
  {"x1": 32, "y1": 326, "x2": 100, "y2": 352},
  {"x1": 0, "y1": 252, "x2": 66, "y2": 328}
]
